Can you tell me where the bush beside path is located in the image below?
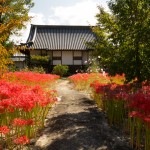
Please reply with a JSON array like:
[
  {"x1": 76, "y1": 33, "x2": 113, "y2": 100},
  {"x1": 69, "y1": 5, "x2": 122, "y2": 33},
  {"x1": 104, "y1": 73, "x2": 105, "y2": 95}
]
[{"x1": 32, "y1": 79, "x2": 133, "y2": 150}]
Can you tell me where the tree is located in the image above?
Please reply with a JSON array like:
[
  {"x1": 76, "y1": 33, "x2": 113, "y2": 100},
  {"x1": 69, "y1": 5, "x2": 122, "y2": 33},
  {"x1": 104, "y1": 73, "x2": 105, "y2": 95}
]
[
  {"x1": 90, "y1": 0, "x2": 150, "y2": 83},
  {"x1": 0, "y1": 0, "x2": 34, "y2": 73}
]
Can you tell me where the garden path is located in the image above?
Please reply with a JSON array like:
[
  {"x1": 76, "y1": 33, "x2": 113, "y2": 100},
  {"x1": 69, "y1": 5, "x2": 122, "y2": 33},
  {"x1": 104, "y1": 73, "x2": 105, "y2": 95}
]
[{"x1": 31, "y1": 79, "x2": 134, "y2": 150}]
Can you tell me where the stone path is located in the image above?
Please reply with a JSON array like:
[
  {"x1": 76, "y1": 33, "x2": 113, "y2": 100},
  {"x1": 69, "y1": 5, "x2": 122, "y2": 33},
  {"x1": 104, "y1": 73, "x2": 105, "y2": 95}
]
[{"x1": 31, "y1": 79, "x2": 134, "y2": 150}]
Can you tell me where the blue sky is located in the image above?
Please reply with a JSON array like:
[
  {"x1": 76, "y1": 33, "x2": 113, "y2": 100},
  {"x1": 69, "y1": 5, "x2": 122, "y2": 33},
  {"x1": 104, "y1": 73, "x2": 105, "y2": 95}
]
[{"x1": 13, "y1": 0, "x2": 108, "y2": 43}]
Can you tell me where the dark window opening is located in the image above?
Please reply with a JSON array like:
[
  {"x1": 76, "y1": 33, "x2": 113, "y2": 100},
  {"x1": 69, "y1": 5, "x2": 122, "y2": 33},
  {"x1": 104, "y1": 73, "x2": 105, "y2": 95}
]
[
  {"x1": 73, "y1": 56, "x2": 82, "y2": 60},
  {"x1": 53, "y1": 57, "x2": 61, "y2": 60}
]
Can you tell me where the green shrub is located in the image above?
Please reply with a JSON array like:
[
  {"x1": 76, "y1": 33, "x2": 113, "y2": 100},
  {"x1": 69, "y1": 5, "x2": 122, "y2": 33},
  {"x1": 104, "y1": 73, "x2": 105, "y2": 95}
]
[
  {"x1": 22, "y1": 66, "x2": 45, "y2": 74},
  {"x1": 30, "y1": 55, "x2": 50, "y2": 64},
  {"x1": 52, "y1": 64, "x2": 69, "y2": 77},
  {"x1": 31, "y1": 66, "x2": 45, "y2": 73},
  {"x1": 9, "y1": 65, "x2": 19, "y2": 72}
]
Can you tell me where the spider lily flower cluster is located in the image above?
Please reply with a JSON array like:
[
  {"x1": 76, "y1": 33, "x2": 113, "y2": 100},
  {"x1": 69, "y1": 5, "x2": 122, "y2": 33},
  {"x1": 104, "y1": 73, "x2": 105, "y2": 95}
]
[
  {"x1": 0, "y1": 72, "x2": 59, "y2": 149},
  {"x1": 68, "y1": 73, "x2": 124, "y2": 91},
  {"x1": 2, "y1": 71, "x2": 60, "y2": 88},
  {"x1": 68, "y1": 73, "x2": 109, "y2": 91},
  {"x1": 69, "y1": 73, "x2": 150, "y2": 150}
]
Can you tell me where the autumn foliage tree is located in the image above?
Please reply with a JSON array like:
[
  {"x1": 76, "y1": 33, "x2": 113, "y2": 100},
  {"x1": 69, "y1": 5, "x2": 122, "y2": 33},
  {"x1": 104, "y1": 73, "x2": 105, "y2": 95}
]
[
  {"x1": 90, "y1": 0, "x2": 150, "y2": 83},
  {"x1": 0, "y1": 0, "x2": 34, "y2": 74}
]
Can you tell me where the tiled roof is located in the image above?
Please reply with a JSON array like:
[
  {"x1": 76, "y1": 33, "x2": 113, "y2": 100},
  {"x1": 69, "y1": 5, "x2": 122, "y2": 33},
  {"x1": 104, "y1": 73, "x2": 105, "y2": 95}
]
[{"x1": 26, "y1": 25, "x2": 95, "y2": 50}]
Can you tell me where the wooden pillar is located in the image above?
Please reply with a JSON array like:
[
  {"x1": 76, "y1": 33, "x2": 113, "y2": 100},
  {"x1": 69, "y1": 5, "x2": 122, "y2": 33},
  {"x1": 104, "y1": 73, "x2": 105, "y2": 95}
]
[
  {"x1": 73, "y1": 51, "x2": 74, "y2": 65},
  {"x1": 52, "y1": 51, "x2": 53, "y2": 65},
  {"x1": 61, "y1": 51, "x2": 62, "y2": 65},
  {"x1": 82, "y1": 51, "x2": 83, "y2": 66}
]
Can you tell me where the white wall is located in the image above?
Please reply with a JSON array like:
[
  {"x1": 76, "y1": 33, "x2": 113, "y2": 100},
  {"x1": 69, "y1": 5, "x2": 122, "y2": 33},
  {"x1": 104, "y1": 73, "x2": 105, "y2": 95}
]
[
  {"x1": 83, "y1": 51, "x2": 88, "y2": 64},
  {"x1": 74, "y1": 60, "x2": 82, "y2": 65},
  {"x1": 30, "y1": 50, "x2": 89, "y2": 66},
  {"x1": 52, "y1": 51, "x2": 61, "y2": 65},
  {"x1": 53, "y1": 60, "x2": 61, "y2": 65},
  {"x1": 62, "y1": 51, "x2": 73, "y2": 65}
]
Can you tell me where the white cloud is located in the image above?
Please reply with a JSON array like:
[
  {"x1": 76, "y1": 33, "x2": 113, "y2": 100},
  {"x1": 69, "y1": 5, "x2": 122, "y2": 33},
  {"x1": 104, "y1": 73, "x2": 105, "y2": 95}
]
[
  {"x1": 12, "y1": 0, "x2": 108, "y2": 43},
  {"x1": 48, "y1": 0, "x2": 107, "y2": 25},
  {"x1": 11, "y1": 13, "x2": 46, "y2": 44},
  {"x1": 30, "y1": 12, "x2": 46, "y2": 25}
]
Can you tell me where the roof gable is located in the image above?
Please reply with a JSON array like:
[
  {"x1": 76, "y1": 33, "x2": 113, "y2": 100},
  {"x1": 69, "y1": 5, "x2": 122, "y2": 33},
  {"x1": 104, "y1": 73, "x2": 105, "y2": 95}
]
[{"x1": 27, "y1": 25, "x2": 95, "y2": 50}]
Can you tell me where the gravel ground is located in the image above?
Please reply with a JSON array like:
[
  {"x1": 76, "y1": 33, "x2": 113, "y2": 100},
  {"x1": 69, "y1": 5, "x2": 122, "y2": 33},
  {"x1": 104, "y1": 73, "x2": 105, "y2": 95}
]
[{"x1": 30, "y1": 79, "x2": 134, "y2": 150}]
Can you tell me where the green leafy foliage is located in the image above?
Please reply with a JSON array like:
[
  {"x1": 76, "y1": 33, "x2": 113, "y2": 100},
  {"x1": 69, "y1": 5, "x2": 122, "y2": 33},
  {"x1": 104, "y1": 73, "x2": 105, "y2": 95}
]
[
  {"x1": 30, "y1": 55, "x2": 50, "y2": 63},
  {"x1": 52, "y1": 64, "x2": 69, "y2": 77},
  {"x1": 0, "y1": 0, "x2": 34, "y2": 43},
  {"x1": 22, "y1": 66, "x2": 46, "y2": 74},
  {"x1": 0, "y1": 0, "x2": 34, "y2": 74},
  {"x1": 89, "y1": 0, "x2": 150, "y2": 83}
]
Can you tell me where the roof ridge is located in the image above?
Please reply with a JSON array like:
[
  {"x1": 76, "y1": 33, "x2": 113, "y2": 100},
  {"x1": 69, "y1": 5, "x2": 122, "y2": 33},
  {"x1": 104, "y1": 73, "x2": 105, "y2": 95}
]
[{"x1": 31, "y1": 24, "x2": 93, "y2": 28}]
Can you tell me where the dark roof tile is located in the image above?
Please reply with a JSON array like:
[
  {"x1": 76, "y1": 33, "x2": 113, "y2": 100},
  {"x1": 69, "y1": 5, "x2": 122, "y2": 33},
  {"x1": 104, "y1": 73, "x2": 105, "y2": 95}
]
[{"x1": 27, "y1": 25, "x2": 95, "y2": 50}]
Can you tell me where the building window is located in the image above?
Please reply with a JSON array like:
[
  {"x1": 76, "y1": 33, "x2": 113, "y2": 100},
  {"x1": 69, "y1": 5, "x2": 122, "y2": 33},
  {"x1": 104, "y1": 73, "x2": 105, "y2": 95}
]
[
  {"x1": 73, "y1": 56, "x2": 82, "y2": 60},
  {"x1": 53, "y1": 57, "x2": 61, "y2": 60}
]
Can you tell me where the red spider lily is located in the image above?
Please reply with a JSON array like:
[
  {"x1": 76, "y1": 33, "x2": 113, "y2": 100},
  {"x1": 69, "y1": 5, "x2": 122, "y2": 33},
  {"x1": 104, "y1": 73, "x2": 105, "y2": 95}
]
[
  {"x1": 144, "y1": 117, "x2": 150, "y2": 123},
  {"x1": 10, "y1": 87, "x2": 45, "y2": 111},
  {"x1": 0, "y1": 72, "x2": 59, "y2": 149},
  {"x1": 0, "y1": 126, "x2": 10, "y2": 134},
  {"x1": 0, "y1": 99, "x2": 11, "y2": 114},
  {"x1": 13, "y1": 118, "x2": 34, "y2": 126},
  {"x1": 105, "y1": 84, "x2": 131, "y2": 101},
  {"x1": 13, "y1": 135, "x2": 30, "y2": 145},
  {"x1": 38, "y1": 98, "x2": 54, "y2": 107},
  {"x1": 128, "y1": 91, "x2": 150, "y2": 115},
  {"x1": 3, "y1": 72, "x2": 60, "y2": 88},
  {"x1": 31, "y1": 86, "x2": 44, "y2": 94},
  {"x1": 25, "y1": 119, "x2": 34, "y2": 126},
  {"x1": 0, "y1": 106, "x2": 5, "y2": 114},
  {"x1": 142, "y1": 85, "x2": 150, "y2": 95},
  {"x1": 69, "y1": 73, "x2": 110, "y2": 90},
  {"x1": 0, "y1": 80, "x2": 26, "y2": 100},
  {"x1": 90, "y1": 81, "x2": 131, "y2": 101},
  {"x1": 13, "y1": 118, "x2": 28, "y2": 127},
  {"x1": 10, "y1": 93, "x2": 36, "y2": 112},
  {"x1": 70, "y1": 73, "x2": 150, "y2": 150},
  {"x1": 0, "y1": 80, "x2": 56, "y2": 113},
  {"x1": 0, "y1": 99, "x2": 11, "y2": 108},
  {"x1": 68, "y1": 73, "x2": 89, "y2": 85},
  {"x1": 127, "y1": 86, "x2": 150, "y2": 135},
  {"x1": 129, "y1": 111, "x2": 143, "y2": 118},
  {"x1": 7, "y1": 107, "x2": 15, "y2": 113}
]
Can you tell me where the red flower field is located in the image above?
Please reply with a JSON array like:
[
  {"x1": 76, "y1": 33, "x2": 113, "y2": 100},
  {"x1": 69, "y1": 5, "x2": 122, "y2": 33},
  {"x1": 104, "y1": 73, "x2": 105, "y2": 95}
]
[
  {"x1": 0, "y1": 71, "x2": 60, "y2": 149},
  {"x1": 69, "y1": 73, "x2": 150, "y2": 150}
]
